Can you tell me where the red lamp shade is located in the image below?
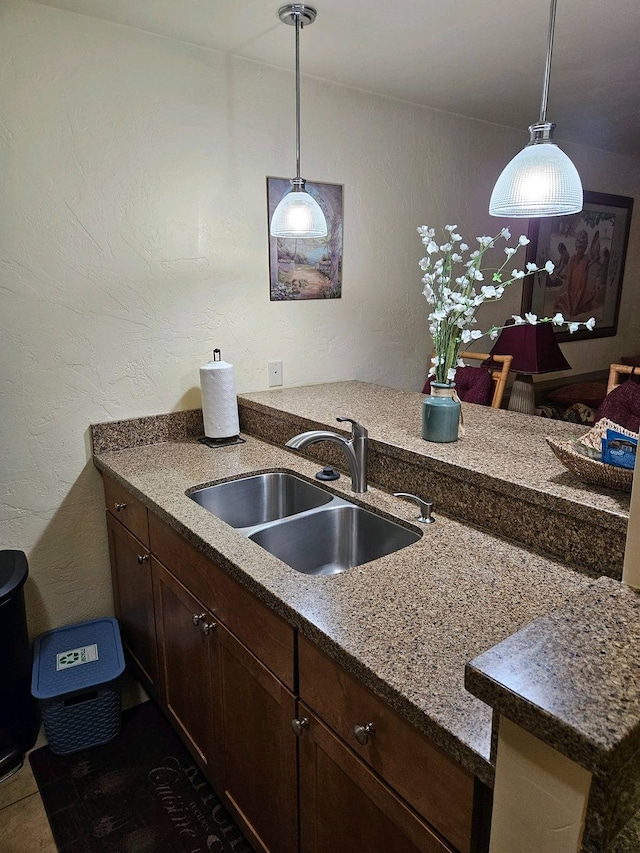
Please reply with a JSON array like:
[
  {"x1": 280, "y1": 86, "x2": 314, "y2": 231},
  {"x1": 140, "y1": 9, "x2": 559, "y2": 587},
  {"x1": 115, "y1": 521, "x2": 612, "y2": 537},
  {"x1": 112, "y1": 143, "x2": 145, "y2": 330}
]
[{"x1": 490, "y1": 322, "x2": 571, "y2": 375}]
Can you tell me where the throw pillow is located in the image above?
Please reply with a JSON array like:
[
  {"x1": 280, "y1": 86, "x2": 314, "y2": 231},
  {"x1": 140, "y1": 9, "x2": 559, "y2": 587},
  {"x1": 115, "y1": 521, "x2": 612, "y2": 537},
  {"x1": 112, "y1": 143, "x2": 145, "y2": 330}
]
[
  {"x1": 595, "y1": 381, "x2": 640, "y2": 433},
  {"x1": 423, "y1": 366, "x2": 493, "y2": 406},
  {"x1": 546, "y1": 382, "x2": 607, "y2": 409}
]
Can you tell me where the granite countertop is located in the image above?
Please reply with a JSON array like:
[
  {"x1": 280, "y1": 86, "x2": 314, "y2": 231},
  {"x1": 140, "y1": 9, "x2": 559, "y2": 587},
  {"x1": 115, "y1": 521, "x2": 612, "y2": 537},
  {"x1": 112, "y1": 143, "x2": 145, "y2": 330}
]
[
  {"x1": 239, "y1": 381, "x2": 631, "y2": 523},
  {"x1": 92, "y1": 428, "x2": 593, "y2": 786},
  {"x1": 466, "y1": 578, "x2": 640, "y2": 852},
  {"x1": 238, "y1": 382, "x2": 631, "y2": 578},
  {"x1": 466, "y1": 578, "x2": 640, "y2": 776}
]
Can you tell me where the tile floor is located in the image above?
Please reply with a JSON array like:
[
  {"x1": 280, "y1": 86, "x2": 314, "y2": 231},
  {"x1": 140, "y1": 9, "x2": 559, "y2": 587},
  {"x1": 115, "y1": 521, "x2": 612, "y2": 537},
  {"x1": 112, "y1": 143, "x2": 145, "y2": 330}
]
[
  {"x1": 0, "y1": 673, "x2": 147, "y2": 852},
  {"x1": 0, "y1": 729, "x2": 57, "y2": 852}
]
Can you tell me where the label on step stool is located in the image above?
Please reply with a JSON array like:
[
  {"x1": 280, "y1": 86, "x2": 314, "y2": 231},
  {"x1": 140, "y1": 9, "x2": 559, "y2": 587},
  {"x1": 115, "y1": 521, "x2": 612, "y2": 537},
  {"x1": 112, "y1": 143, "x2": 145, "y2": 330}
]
[{"x1": 56, "y1": 644, "x2": 99, "y2": 671}]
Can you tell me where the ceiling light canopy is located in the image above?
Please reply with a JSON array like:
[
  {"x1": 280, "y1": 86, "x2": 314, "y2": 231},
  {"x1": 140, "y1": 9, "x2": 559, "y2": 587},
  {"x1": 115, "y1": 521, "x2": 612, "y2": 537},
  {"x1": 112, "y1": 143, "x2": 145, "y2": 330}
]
[
  {"x1": 270, "y1": 4, "x2": 327, "y2": 239},
  {"x1": 489, "y1": 0, "x2": 583, "y2": 219}
]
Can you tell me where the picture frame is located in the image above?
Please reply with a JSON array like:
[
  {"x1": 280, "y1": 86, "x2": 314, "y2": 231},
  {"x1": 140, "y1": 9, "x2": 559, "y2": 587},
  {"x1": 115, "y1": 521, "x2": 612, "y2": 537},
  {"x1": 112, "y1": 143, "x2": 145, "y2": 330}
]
[
  {"x1": 267, "y1": 177, "x2": 343, "y2": 301},
  {"x1": 521, "y1": 190, "x2": 634, "y2": 341}
]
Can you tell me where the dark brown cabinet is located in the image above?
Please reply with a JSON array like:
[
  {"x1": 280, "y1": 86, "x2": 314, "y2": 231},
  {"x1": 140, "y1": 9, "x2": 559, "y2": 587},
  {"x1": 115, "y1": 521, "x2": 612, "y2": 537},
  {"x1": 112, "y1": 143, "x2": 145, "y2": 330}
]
[
  {"x1": 146, "y1": 506, "x2": 298, "y2": 853},
  {"x1": 102, "y1": 473, "x2": 488, "y2": 853},
  {"x1": 153, "y1": 559, "x2": 221, "y2": 784},
  {"x1": 298, "y1": 635, "x2": 476, "y2": 853},
  {"x1": 297, "y1": 706, "x2": 454, "y2": 853},
  {"x1": 217, "y1": 621, "x2": 297, "y2": 853},
  {"x1": 106, "y1": 512, "x2": 158, "y2": 692}
]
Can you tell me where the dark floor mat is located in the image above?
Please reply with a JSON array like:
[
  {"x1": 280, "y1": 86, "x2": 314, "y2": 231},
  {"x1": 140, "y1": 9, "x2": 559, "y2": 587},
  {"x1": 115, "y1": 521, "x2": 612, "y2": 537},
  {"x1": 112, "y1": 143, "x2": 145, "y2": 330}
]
[{"x1": 29, "y1": 700, "x2": 253, "y2": 853}]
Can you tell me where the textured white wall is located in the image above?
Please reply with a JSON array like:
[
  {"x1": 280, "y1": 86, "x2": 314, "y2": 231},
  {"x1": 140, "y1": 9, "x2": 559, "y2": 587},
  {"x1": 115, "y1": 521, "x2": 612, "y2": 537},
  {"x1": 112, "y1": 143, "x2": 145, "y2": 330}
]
[{"x1": 1, "y1": 0, "x2": 639, "y2": 635}]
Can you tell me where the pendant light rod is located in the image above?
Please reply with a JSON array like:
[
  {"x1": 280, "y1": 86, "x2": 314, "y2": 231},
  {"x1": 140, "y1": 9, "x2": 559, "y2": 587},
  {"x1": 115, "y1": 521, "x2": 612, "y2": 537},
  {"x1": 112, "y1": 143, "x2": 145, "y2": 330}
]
[
  {"x1": 271, "y1": 5, "x2": 327, "y2": 238},
  {"x1": 295, "y1": 10, "x2": 301, "y2": 179},
  {"x1": 539, "y1": 0, "x2": 557, "y2": 124},
  {"x1": 278, "y1": 3, "x2": 317, "y2": 182}
]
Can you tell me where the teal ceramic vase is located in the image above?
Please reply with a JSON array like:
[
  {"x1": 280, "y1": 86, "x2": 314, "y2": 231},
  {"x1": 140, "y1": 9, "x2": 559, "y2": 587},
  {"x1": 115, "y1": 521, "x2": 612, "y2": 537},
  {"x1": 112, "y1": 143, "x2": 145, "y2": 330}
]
[{"x1": 422, "y1": 383, "x2": 460, "y2": 443}]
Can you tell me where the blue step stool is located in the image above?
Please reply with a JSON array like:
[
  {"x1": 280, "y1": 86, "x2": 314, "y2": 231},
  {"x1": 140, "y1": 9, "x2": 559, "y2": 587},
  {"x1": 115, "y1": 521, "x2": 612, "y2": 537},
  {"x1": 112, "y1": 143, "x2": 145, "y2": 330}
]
[{"x1": 31, "y1": 617, "x2": 125, "y2": 755}]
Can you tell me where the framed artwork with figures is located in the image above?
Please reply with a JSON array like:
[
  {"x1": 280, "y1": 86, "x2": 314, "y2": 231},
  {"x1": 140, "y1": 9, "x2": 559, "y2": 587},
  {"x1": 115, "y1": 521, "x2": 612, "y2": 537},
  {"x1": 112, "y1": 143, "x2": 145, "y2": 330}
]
[{"x1": 520, "y1": 191, "x2": 634, "y2": 341}]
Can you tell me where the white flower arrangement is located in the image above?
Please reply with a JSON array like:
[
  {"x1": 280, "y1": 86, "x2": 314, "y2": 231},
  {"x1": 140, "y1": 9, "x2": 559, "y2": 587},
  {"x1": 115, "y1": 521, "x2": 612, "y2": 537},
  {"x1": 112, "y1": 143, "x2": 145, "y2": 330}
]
[{"x1": 418, "y1": 225, "x2": 596, "y2": 385}]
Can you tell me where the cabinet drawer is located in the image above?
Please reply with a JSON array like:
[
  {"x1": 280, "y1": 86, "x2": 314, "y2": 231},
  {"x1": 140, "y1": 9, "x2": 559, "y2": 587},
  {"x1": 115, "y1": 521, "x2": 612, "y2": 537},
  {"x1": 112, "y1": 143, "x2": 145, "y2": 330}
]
[
  {"x1": 103, "y1": 475, "x2": 149, "y2": 546},
  {"x1": 148, "y1": 511, "x2": 294, "y2": 690},
  {"x1": 299, "y1": 635, "x2": 475, "y2": 853}
]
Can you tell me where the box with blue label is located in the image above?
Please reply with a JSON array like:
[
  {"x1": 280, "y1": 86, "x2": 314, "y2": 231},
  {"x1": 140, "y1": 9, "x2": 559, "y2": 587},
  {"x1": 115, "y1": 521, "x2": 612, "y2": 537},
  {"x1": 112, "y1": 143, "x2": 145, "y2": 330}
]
[
  {"x1": 601, "y1": 428, "x2": 637, "y2": 470},
  {"x1": 31, "y1": 617, "x2": 125, "y2": 755}
]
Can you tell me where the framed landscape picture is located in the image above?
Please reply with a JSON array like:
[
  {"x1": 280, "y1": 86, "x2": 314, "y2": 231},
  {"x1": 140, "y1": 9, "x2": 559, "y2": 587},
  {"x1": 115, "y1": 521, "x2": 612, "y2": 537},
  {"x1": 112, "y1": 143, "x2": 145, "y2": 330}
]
[
  {"x1": 267, "y1": 177, "x2": 343, "y2": 301},
  {"x1": 521, "y1": 191, "x2": 634, "y2": 341}
]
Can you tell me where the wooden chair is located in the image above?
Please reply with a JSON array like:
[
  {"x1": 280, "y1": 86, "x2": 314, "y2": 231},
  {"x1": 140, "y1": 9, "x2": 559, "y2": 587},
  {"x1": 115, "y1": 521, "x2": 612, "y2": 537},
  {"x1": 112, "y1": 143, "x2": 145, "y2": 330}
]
[
  {"x1": 427, "y1": 351, "x2": 513, "y2": 409},
  {"x1": 607, "y1": 363, "x2": 640, "y2": 394},
  {"x1": 460, "y1": 352, "x2": 513, "y2": 409}
]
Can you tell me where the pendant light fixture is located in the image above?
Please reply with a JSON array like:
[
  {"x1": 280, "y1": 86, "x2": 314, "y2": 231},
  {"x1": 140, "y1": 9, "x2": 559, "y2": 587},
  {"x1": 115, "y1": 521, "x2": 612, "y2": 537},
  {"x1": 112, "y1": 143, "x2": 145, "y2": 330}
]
[
  {"x1": 270, "y1": 4, "x2": 327, "y2": 239},
  {"x1": 489, "y1": 0, "x2": 583, "y2": 218}
]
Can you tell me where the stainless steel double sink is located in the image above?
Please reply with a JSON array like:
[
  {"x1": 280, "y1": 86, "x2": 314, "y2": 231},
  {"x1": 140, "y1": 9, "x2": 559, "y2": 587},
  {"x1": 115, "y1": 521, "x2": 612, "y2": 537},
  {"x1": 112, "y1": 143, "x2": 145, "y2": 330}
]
[{"x1": 188, "y1": 472, "x2": 421, "y2": 577}]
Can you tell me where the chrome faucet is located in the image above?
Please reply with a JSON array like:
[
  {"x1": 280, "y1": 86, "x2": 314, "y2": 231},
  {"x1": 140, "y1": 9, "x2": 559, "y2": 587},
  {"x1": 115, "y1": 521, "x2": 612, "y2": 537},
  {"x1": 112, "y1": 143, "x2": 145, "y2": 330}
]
[{"x1": 285, "y1": 417, "x2": 368, "y2": 493}]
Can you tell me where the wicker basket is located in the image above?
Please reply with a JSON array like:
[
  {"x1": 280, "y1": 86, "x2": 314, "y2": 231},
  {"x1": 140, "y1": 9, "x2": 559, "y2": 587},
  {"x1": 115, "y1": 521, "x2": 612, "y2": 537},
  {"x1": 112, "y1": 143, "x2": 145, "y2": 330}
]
[{"x1": 546, "y1": 419, "x2": 635, "y2": 492}]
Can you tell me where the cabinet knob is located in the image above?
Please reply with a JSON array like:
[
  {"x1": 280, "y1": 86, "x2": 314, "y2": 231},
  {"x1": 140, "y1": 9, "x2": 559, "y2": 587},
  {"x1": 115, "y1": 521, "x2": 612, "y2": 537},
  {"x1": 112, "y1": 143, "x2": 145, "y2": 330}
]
[
  {"x1": 137, "y1": 554, "x2": 149, "y2": 565},
  {"x1": 200, "y1": 620, "x2": 216, "y2": 636},
  {"x1": 353, "y1": 722, "x2": 375, "y2": 745},
  {"x1": 115, "y1": 502, "x2": 127, "y2": 512},
  {"x1": 291, "y1": 717, "x2": 309, "y2": 737},
  {"x1": 192, "y1": 613, "x2": 206, "y2": 627}
]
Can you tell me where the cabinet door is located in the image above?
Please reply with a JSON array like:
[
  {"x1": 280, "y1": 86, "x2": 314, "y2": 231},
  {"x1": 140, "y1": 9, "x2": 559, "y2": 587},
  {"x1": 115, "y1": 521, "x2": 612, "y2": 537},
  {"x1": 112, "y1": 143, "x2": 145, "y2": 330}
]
[
  {"x1": 218, "y1": 622, "x2": 297, "y2": 853},
  {"x1": 153, "y1": 560, "x2": 221, "y2": 785},
  {"x1": 298, "y1": 705, "x2": 454, "y2": 853},
  {"x1": 106, "y1": 513, "x2": 158, "y2": 689}
]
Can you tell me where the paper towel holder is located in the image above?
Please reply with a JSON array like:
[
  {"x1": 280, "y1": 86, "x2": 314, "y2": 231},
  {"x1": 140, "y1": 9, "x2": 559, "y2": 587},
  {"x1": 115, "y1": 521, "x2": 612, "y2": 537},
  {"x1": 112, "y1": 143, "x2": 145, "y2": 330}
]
[
  {"x1": 198, "y1": 435, "x2": 246, "y2": 449},
  {"x1": 199, "y1": 347, "x2": 244, "y2": 447}
]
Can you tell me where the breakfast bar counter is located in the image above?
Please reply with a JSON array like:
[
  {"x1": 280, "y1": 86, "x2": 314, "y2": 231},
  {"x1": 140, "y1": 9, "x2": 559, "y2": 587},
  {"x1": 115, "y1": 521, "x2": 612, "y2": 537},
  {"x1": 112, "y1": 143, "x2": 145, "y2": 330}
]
[{"x1": 238, "y1": 381, "x2": 630, "y2": 577}]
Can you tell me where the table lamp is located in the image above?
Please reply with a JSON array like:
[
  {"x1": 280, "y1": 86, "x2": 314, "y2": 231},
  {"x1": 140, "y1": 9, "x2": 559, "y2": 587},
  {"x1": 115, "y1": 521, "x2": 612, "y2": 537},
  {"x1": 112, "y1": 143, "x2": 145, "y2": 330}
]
[{"x1": 489, "y1": 322, "x2": 571, "y2": 414}]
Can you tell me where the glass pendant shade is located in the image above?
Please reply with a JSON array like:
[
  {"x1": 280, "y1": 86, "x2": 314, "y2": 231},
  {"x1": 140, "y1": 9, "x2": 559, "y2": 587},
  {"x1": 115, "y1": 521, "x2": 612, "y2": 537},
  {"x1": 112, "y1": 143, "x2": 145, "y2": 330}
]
[
  {"x1": 489, "y1": 0, "x2": 583, "y2": 218},
  {"x1": 489, "y1": 126, "x2": 583, "y2": 218},
  {"x1": 270, "y1": 180, "x2": 327, "y2": 238}
]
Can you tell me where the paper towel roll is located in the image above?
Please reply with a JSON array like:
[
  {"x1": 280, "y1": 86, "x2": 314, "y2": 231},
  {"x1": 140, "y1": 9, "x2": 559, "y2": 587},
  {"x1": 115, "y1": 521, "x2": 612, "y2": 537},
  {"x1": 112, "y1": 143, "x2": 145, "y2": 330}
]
[{"x1": 199, "y1": 349, "x2": 240, "y2": 439}]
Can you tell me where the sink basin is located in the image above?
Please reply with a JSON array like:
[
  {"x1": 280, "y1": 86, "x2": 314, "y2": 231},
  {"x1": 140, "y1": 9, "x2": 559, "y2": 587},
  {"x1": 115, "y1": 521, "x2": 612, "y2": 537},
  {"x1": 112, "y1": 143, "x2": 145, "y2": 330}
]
[
  {"x1": 249, "y1": 504, "x2": 420, "y2": 576},
  {"x1": 189, "y1": 471, "x2": 422, "y2": 576},
  {"x1": 188, "y1": 472, "x2": 332, "y2": 528}
]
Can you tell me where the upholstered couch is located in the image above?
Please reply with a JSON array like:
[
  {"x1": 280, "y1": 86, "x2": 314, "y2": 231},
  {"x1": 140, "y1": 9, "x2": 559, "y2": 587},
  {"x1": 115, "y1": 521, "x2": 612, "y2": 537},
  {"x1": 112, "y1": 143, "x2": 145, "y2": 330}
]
[{"x1": 535, "y1": 357, "x2": 640, "y2": 427}]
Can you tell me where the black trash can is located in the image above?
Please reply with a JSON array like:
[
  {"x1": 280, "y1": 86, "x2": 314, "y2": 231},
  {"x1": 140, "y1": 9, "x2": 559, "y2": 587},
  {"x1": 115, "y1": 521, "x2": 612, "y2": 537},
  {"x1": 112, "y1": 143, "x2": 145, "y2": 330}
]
[{"x1": 0, "y1": 550, "x2": 39, "y2": 781}]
